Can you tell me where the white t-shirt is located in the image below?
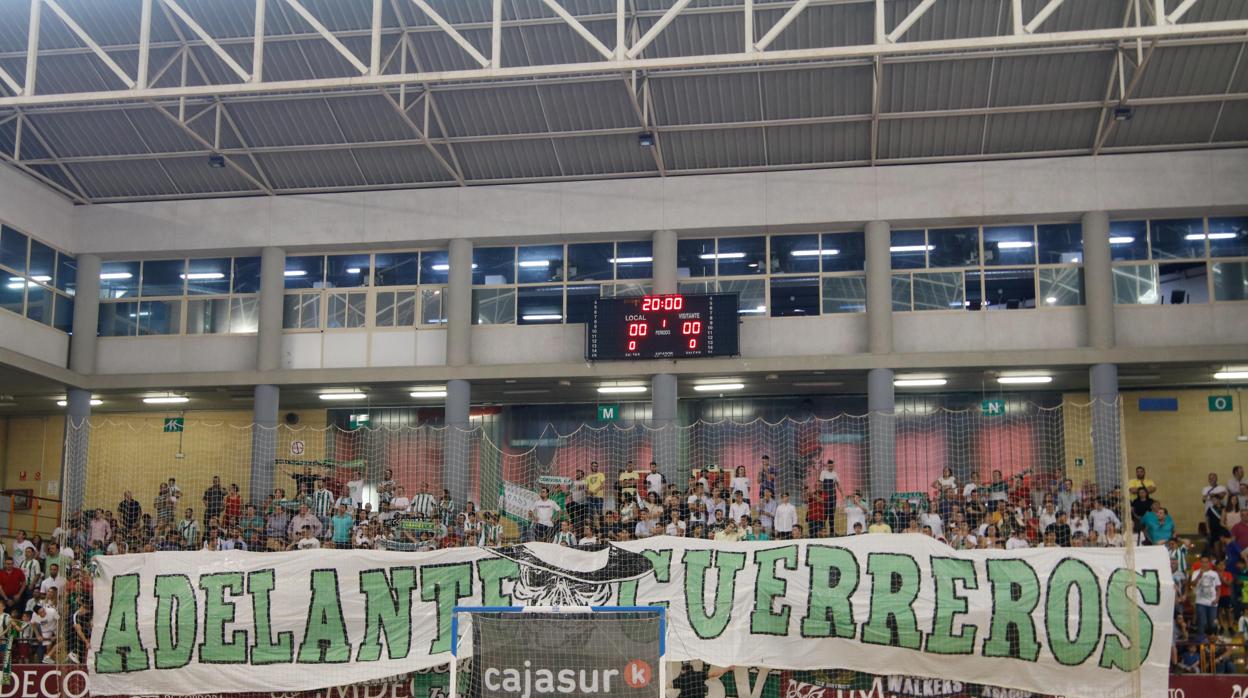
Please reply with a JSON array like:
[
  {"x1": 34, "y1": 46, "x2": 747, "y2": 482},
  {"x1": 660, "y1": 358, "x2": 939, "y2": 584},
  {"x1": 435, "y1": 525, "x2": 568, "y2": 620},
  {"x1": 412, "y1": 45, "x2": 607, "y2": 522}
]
[
  {"x1": 918, "y1": 512, "x2": 944, "y2": 539},
  {"x1": 1088, "y1": 507, "x2": 1120, "y2": 535},
  {"x1": 531, "y1": 499, "x2": 560, "y2": 527},
  {"x1": 1203, "y1": 484, "x2": 1229, "y2": 501},
  {"x1": 11, "y1": 540, "x2": 34, "y2": 561},
  {"x1": 390, "y1": 496, "x2": 411, "y2": 512},
  {"x1": 962, "y1": 483, "x2": 977, "y2": 499},
  {"x1": 820, "y1": 468, "x2": 839, "y2": 484},
  {"x1": 1193, "y1": 568, "x2": 1221, "y2": 607},
  {"x1": 844, "y1": 500, "x2": 867, "y2": 534},
  {"x1": 1228, "y1": 477, "x2": 1242, "y2": 497},
  {"x1": 295, "y1": 537, "x2": 321, "y2": 550},
  {"x1": 34, "y1": 608, "x2": 58, "y2": 640},
  {"x1": 666, "y1": 521, "x2": 686, "y2": 537},
  {"x1": 347, "y1": 479, "x2": 364, "y2": 506},
  {"x1": 730, "y1": 477, "x2": 751, "y2": 498},
  {"x1": 1006, "y1": 536, "x2": 1030, "y2": 550},
  {"x1": 39, "y1": 576, "x2": 65, "y2": 597},
  {"x1": 937, "y1": 476, "x2": 956, "y2": 491},
  {"x1": 645, "y1": 472, "x2": 664, "y2": 495},
  {"x1": 774, "y1": 503, "x2": 798, "y2": 533},
  {"x1": 729, "y1": 501, "x2": 752, "y2": 524}
]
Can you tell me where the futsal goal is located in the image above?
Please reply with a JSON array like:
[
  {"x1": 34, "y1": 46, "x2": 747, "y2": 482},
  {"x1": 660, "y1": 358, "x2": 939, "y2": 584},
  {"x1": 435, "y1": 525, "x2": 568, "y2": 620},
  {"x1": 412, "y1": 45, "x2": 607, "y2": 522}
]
[{"x1": 449, "y1": 606, "x2": 666, "y2": 698}]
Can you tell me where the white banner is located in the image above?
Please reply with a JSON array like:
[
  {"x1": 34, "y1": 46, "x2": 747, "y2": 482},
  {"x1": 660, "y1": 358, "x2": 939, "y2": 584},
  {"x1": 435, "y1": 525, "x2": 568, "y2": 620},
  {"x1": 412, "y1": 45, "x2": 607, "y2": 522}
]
[{"x1": 90, "y1": 536, "x2": 1172, "y2": 698}]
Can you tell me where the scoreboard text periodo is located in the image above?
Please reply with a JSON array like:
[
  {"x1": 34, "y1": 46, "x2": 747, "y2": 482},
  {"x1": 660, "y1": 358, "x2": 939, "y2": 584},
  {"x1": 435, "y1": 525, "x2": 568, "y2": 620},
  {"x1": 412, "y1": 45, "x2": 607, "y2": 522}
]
[{"x1": 585, "y1": 293, "x2": 739, "y2": 360}]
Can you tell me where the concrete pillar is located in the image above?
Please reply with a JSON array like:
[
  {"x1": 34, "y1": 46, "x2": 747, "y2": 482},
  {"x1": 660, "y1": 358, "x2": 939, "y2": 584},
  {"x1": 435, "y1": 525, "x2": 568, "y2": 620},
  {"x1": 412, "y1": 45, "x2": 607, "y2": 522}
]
[
  {"x1": 445, "y1": 379, "x2": 472, "y2": 505},
  {"x1": 250, "y1": 384, "x2": 279, "y2": 507},
  {"x1": 256, "y1": 247, "x2": 285, "y2": 372},
  {"x1": 865, "y1": 221, "x2": 893, "y2": 355},
  {"x1": 61, "y1": 389, "x2": 92, "y2": 516},
  {"x1": 867, "y1": 368, "x2": 896, "y2": 502},
  {"x1": 69, "y1": 254, "x2": 101, "y2": 374},
  {"x1": 651, "y1": 373, "x2": 680, "y2": 486},
  {"x1": 652, "y1": 230, "x2": 677, "y2": 295},
  {"x1": 1090, "y1": 363, "x2": 1122, "y2": 492},
  {"x1": 1081, "y1": 211, "x2": 1115, "y2": 350},
  {"x1": 446, "y1": 238, "x2": 473, "y2": 367}
]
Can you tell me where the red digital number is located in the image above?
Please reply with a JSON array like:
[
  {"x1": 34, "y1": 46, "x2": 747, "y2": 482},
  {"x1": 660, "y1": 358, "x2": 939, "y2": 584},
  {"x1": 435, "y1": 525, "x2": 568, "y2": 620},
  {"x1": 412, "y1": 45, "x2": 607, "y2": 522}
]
[
  {"x1": 688, "y1": 338, "x2": 698, "y2": 349},
  {"x1": 641, "y1": 298, "x2": 653, "y2": 311},
  {"x1": 628, "y1": 322, "x2": 648, "y2": 337},
  {"x1": 681, "y1": 320, "x2": 701, "y2": 335},
  {"x1": 628, "y1": 340, "x2": 637, "y2": 351},
  {"x1": 673, "y1": 296, "x2": 683, "y2": 310},
  {"x1": 641, "y1": 295, "x2": 683, "y2": 312}
]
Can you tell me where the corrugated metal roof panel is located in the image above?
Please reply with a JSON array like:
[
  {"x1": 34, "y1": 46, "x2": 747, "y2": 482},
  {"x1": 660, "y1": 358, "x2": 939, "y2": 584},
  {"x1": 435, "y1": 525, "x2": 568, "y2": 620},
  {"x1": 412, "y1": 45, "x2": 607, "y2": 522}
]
[
  {"x1": 455, "y1": 138, "x2": 563, "y2": 180},
  {"x1": 408, "y1": 28, "x2": 493, "y2": 73},
  {"x1": 227, "y1": 99, "x2": 350, "y2": 148},
  {"x1": 753, "y1": 2, "x2": 875, "y2": 51},
  {"x1": 22, "y1": 51, "x2": 138, "y2": 95},
  {"x1": 66, "y1": 159, "x2": 183, "y2": 199},
  {"x1": 634, "y1": 10, "x2": 745, "y2": 60},
  {"x1": 553, "y1": 134, "x2": 658, "y2": 176},
  {"x1": 1213, "y1": 101, "x2": 1248, "y2": 142},
  {"x1": 537, "y1": 82, "x2": 639, "y2": 132},
  {"x1": 1178, "y1": 0, "x2": 1248, "y2": 23},
  {"x1": 255, "y1": 149, "x2": 369, "y2": 190},
  {"x1": 883, "y1": 59, "x2": 993, "y2": 112},
  {"x1": 761, "y1": 66, "x2": 873, "y2": 119},
  {"x1": 878, "y1": 115, "x2": 986, "y2": 159},
  {"x1": 28, "y1": 164, "x2": 80, "y2": 195},
  {"x1": 1135, "y1": 45, "x2": 1243, "y2": 98},
  {"x1": 508, "y1": 21, "x2": 615, "y2": 67},
  {"x1": 1105, "y1": 103, "x2": 1222, "y2": 148},
  {"x1": 434, "y1": 86, "x2": 552, "y2": 136},
  {"x1": 0, "y1": 119, "x2": 51, "y2": 161},
  {"x1": 651, "y1": 73, "x2": 762, "y2": 125},
  {"x1": 990, "y1": 52, "x2": 1114, "y2": 107},
  {"x1": 888, "y1": 0, "x2": 1008, "y2": 43},
  {"x1": 165, "y1": 0, "x2": 259, "y2": 40},
  {"x1": 158, "y1": 155, "x2": 264, "y2": 194},
  {"x1": 24, "y1": 111, "x2": 148, "y2": 157},
  {"x1": 983, "y1": 109, "x2": 1098, "y2": 154},
  {"x1": 1016, "y1": 0, "x2": 1123, "y2": 33},
  {"x1": 324, "y1": 95, "x2": 424, "y2": 143},
  {"x1": 352, "y1": 145, "x2": 457, "y2": 185},
  {"x1": 663, "y1": 128, "x2": 766, "y2": 170},
  {"x1": 765, "y1": 122, "x2": 871, "y2": 165}
]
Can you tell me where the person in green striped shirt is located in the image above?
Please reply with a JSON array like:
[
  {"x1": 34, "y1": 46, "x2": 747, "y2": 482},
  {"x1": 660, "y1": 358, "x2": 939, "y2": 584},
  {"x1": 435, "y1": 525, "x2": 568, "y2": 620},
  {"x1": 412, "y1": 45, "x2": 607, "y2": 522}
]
[
  {"x1": 308, "y1": 479, "x2": 336, "y2": 535},
  {"x1": 410, "y1": 483, "x2": 437, "y2": 519},
  {"x1": 552, "y1": 519, "x2": 578, "y2": 547},
  {"x1": 17, "y1": 549, "x2": 41, "y2": 596}
]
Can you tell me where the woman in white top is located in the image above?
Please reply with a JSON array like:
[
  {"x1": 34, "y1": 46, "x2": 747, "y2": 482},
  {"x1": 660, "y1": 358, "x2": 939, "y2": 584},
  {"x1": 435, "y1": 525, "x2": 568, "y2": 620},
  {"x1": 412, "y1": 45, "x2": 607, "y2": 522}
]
[
  {"x1": 932, "y1": 468, "x2": 957, "y2": 494},
  {"x1": 730, "y1": 467, "x2": 751, "y2": 502},
  {"x1": 1069, "y1": 501, "x2": 1090, "y2": 537},
  {"x1": 843, "y1": 492, "x2": 868, "y2": 535}
]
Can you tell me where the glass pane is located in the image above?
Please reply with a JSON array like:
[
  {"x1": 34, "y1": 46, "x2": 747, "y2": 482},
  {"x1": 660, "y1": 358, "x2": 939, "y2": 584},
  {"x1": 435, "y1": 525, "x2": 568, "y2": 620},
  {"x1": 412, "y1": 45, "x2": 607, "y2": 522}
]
[
  {"x1": 186, "y1": 298, "x2": 229, "y2": 335},
  {"x1": 770, "y1": 234, "x2": 821, "y2": 274},
  {"x1": 139, "y1": 300, "x2": 181, "y2": 335},
  {"x1": 1038, "y1": 267, "x2": 1084, "y2": 306},
  {"x1": 327, "y1": 292, "x2": 366, "y2": 328},
  {"x1": 1113, "y1": 264, "x2": 1159, "y2": 304},
  {"x1": 890, "y1": 229, "x2": 927, "y2": 269},
  {"x1": 965, "y1": 270, "x2": 984, "y2": 310},
  {"x1": 821, "y1": 275, "x2": 866, "y2": 313},
  {"x1": 374, "y1": 253, "x2": 419, "y2": 287},
  {"x1": 983, "y1": 225, "x2": 1036, "y2": 266},
  {"x1": 984, "y1": 268, "x2": 1036, "y2": 309},
  {"x1": 604, "y1": 282, "x2": 651, "y2": 297},
  {"x1": 229, "y1": 296, "x2": 259, "y2": 333},
  {"x1": 99, "y1": 261, "x2": 140, "y2": 299},
  {"x1": 717, "y1": 236, "x2": 765, "y2": 276},
  {"x1": 283, "y1": 295, "x2": 300, "y2": 329},
  {"x1": 518, "y1": 245, "x2": 564, "y2": 284},
  {"x1": 768, "y1": 276, "x2": 818, "y2": 317},
  {"x1": 285, "y1": 255, "x2": 324, "y2": 289},
  {"x1": 473, "y1": 247, "x2": 515, "y2": 285},
  {"x1": 822, "y1": 231, "x2": 865, "y2": 272},
  {"x1": 393, "y1": 290, "x2": 416, "y2": 326},
  {"x1": 1036, "y1": 223, "x2": 1083, "y2": 265},
  {"x1": 472, "y1": 288, "x2": 515, "y2": 325},
  {"x1": 27, "y1": 239, "x2": 55, "y2": 284},
  {"x1": 141, "y1": 259, "x2": 186, "y2": 297},
  {"x1": 1158, "y1": 262, "x2": 1208, "y2": 304},
  {"x1": 420, "y1": 251, "x2": 449, "y2": 285},
  {"x1": 719, "y1": 278, "x2": 765, "y2": 316},
  {"x1": 517, "y1": 284, "x2": 564, "y2": 324},
  {"x1": 676, "y1": 238, "x2": 715, "y2": 277},
  {"x1": 326, "y1": 254, "x2": 370, "y2": 288},
  {"x1": 565, "y1": 284, "x2": 601, "y2": 323},
  {"x1": 614, "y1": 241, "x2": 653, "y2": 280},
  {"x1": 185, "y1": 258, "x2": 231, "y2": 296},
  {"x1": 420, "y1": 288, "x2": 446, "y2": 325},
  {"x1": 1149, "y1": 218, "x2": 1205, "y2": 259},
  {"x1": 327, "y1": 293, "x2": 347, "y2": 328},
  {"x1": 927, "y1": 227, "x2": 980, "y2": 268},
  {"x1": 232, "y1": 257, "x2": 261, "y2": 294},
  {"x1": 1108, "y1": 220, "x2": 1149, "y2": 261},
  {"x1": 99, "y1": 302, "x2": 138, "y2": 337},
  {"x1": 1212, "y1": 261, "x2": 1248, "y2": 301},
  {"x1": 912, "y1": 271, "x2": 964, "y2": 310},
  {"x1": 567, "y1": 243, "x2": 612, "y2": 281},
  {"x1": 298, "y1": 293, "x2": 320, "y2": 329},
  {"x1": 1208, "y1": 217, "x2": 1248, "y2": 258},
  {"x1": 56, "y1": 252, "x2": 76, "y2": 294},
  {"x1": 677, "y1": 280, "x2": 715, "y2": 296},
  {"x1": 24, "y1": 284, "x2": 51, "y2": 324},
  {"x1": 891, "y1": 274, "x2": 912, "y2": 311},
  {"x1": 0, "y1": 276, "x2": 23, "y2": 314},
  {"x1": 53, "y1": 293, "x2": 73, "y2": 333},
  {"x1": 0, "y1": 226, "x2": 27, "y2": 273},
  {"x1": 376, "y1": 291, "x2": 396, "y2": 327}
]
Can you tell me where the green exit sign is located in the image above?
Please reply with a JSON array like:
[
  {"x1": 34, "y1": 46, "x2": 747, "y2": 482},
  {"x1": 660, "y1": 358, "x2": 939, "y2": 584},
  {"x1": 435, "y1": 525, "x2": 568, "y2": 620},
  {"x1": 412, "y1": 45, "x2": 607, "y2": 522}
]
[
  {"x1": 596, "y1": 404, "x2": 620, "y2": 422},
  {"x1": 163, "y1": 417, "x2": 184, "y2": 433},
  {"x1": 981, "y1": 399, "x2": 1007, "y2": 416},
  {"x1": 1210, "y1": 395, "x2": 1234, "y2": 412}
]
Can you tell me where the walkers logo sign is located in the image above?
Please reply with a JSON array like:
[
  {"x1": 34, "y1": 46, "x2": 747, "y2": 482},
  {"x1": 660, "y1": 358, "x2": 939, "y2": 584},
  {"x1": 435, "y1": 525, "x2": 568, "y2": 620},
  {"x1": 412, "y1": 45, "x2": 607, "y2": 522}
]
[{"x1": 89, "y1": 537, "x2": 1174, "y2": 698}]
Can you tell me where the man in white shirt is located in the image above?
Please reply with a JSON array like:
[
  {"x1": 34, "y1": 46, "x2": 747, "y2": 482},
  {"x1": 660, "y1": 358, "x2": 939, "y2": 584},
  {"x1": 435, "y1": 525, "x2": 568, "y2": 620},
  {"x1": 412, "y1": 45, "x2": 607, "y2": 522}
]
[
  {"x1": 289, "y1": 526, "x2": 321, "y2": 550},
  {"x1": 773, "y1": 493, "x2": 798, "y2": 539},
  {"x1": 1204, "y1": 473, "x2": 1229, "y2": 503},
  {"x1": 645, "y1": 462, "x2": 664, "y2": 498},
  {"x1": 38, "y1": 563, "x2": 65, "y2": 598},
  {"x1": 1191, "y1": 557, "x2": 1221, "y2": 636},
  {"x1": 529, "y1": 487, "x2": 561, "y2": 542},
  {"x1": 728, "y1": 492, "x2": 752, "y2": 527},
  {"x1": 819, "y1": 460, "x2": 840, "y2": 506},
  {"x1": 918, "y1": 509, "x2": 944, "y2": 540},
  {"x1": 1088, "y1": 498, "x2": 1121, "y2": 536},
  {"x1": 1229, "y1": 466, "x2": 1245, "y2": 500},
  {"x1": 1005, "y1": 532, "x2": 1030, "y2": 550},
  {"x1": 11, "y1": 531, "x2": 35, "y2": 562},
  {"x1": 34, "y1": 604, "x2": 59, "y2": 664},
  {"x1": 389, "y1": 486, "x2": 412, "y2": 516}
]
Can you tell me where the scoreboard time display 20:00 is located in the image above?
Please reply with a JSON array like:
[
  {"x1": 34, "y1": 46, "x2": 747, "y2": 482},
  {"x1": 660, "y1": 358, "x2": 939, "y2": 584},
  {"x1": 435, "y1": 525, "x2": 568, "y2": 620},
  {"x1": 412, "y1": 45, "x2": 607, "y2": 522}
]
[{"x1": 585, "y1": 293, "x2": 739, "y2": 360}]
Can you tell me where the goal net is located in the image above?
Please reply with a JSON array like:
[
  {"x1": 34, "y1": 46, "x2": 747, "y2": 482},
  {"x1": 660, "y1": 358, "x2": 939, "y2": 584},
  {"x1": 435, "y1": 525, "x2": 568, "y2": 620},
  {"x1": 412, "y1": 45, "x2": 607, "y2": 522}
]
[{"x1": 450, "y1": 607, "x2": 666, "y2": 698}]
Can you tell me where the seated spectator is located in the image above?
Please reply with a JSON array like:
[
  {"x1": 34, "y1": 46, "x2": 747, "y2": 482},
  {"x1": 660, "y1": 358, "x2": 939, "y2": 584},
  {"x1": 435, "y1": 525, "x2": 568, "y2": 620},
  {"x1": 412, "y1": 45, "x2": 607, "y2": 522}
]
[
  {"x1": 552, "y1": 520, "x2": 577, "y2": 547},
  {"x1": 288, "y1": 504, "x2": 323, "y2": 541},
  {"x1": 289, "y1": 526, "x2": 321, "y2": 550},
  {"x1": 1101, "y1": 521, "x2": 1124, "y2": 547},
  {"x1": 867, "y1": 511, "x2": 891, "y2": 534},
  {"x1": 0, "y1": 558, "x2": 26, "y2": 616}
]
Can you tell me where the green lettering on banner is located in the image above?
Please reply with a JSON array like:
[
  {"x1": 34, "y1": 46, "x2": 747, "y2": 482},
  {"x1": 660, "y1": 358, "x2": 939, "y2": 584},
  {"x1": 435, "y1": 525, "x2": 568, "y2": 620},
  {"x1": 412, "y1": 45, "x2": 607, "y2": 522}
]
[
  {"x1": 1044, "y1": 559, "x2": 1102, "y2": 666},
  {"x1": 476, "y1": 558, "x2": 520, "y2": 608},
  {"x1": 751, "y1": 546, "x2": 798, "y2": 635},
  {"x1": 799, "y1": 546, "x2": 858, "y2": 639},
  {"x1": 249, "y1": 569, "x2": 293, "y2": 665},
  {"x1": 153, "y1": 575, "x2": 198, "y2": 669},
  {"x1": 862, "y1": 553, "x2": 923, "y2": 649},
  {"x1": 298, "y1": 569, "x2": 353, "y2": 663},
  {"x1": 199, "y1": 572, "x2": 248, "y2": 664},
  {"x1": 618, "y1": 550, "x2": 671, "y2": 607},
  {"x1": 983, "y1": 559, "x2": 1041, "y2": 661},
  {"x1": 926, "y1": 558, "x2": 978, "y2": 655},
  {"x1": 420, "y1": 563, "x2": 474, "y2": 654},
  {"x1": 357, "y1": 567, "x2": 418, "y2": 662},
  {"x1": 684, "y1": 549, "x2": 747, "y2": 639},
  {"x1": 96, "y1": 573, "x2": 150, "y2": 674},
  {"x1": 1100, "y1": 569, "x2": 1159, "y2": 671}
]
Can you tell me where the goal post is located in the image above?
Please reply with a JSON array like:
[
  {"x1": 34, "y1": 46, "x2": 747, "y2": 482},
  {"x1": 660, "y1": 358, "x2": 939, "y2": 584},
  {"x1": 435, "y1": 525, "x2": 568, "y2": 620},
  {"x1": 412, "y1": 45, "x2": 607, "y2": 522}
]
[{"x1": 450, "y1": 606, "x2": 667, "y2": 698}]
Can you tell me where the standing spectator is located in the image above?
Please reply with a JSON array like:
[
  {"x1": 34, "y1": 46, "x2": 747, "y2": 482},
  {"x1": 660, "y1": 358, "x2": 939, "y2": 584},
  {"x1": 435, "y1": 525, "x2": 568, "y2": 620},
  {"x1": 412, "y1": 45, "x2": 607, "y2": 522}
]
[
  {"x1": 585, "y1": 462, "x2": 606, "y2": 519},
  {"x1": 0, "y1": 559, "x2": 27, "y2": 618},
  {"x1": 308, "y1": 479, "x2": 335, "y2": 533},
  {"x1": 43, "y1": 543, "x2": 70, "y2": 580},
  {"x1": 289, "y1": 466, "x2": 319, "y2": 499},
  {"x1": 1192, "y1": 556, "x2": 1221, "y2": 637},
  {"x1": 758, "y1": 456, "x2": 777, "y2": 498},
  {"x1": 804, "y1": 487, "x2": 826, "y2": 537},
  {"x1": 264, "y1": 506, "x2": 290, "y2": 551},
  {"x1": 843, "y1": 492, "x2": 868, "y2": 537},
  {"x1": 1204, "y1": 473, "x2": 1229, "y2": 503},
  {"x1": 388, "y1": 486, "x2": 411, "y2": 517},
  {"x1": 1130, "y1": 487, "x2": 1154, "y2": 526},
  {"x1": 728, "y1": 492, "x2": 751, "y2": 527},
  {"x1": 117, "y1": 491, "x2": 142, "y2": 532},
  {"x1": 644, "y1": 462, "x2": 664, "y2": 499},
  {"x1": 202, "y1": 476, "x2": 227, "y2": 526},
  {"x1": 819, "y1": 460, "x2": 841, "y2": 510},
  {"x1": 1229, "y1": 466, "x2": 1245, "y2": 500},
  {"x1": 39, "y1": 563, "x2": 65, "y2": 599},
  {"x1": 18, "y1": 548, "x2": 41, "y2": 598},
  {"x1": 569, "y1": 471, "x2": 588, "y2": 528},
  {"x1": 1088, "y1": 498, "x2": 1121, "y2": 537},
  {"x1": 153, "y1": 482, "x2": 176, "y2": 526},
  {"x1": 529, "y1": 487, "x2": 561, "y2": 542},
  {"x1": 729, "y1": 466, "x2": 751, "y2": 501},
  {"x1": 774, "y1": 493, "x2": 798, "y2": 540},
  {"x1": 33, "y1": 602, "x2": 59, "y2": 664},
  {"x1": 1127, "y1": 466, "x2": 1157, "y2": 495},
  {"x1": 757, "y1": 490, "x2": 777, "y2": 534},
  {"x1": 618, "y1": 460, "x2": 640, "y2": 503},
  {"x1": 288, "y1": 504, "x2": 323, "y2": 540},
  {"x1": 329, "y1": 505, "x2": 354, "y2": 548},
  {"x1": 1056, "y1": 478, "x2": 1080, "y2": 514},
  {"x1": 437, "y1": 489, "x2": 457, "y2": 528},
  {"x1": 88, "y1": 511, "x2": 111, "y2": 546},
  {"x1": 222, "y1": 484, "x2": 243, "y2": 528},
  {"x1": 932, "y1": 467, "x2": 956, "y2": 495},
  {"x1": 178, "y1": 508, "x2": 201, "y2": 549},
  {"x1": 67, "y1": 599, "x2": 90, "y2": 665},
  {"x1": 410, "y1": 483, "x2": 436, "y2": 519}
]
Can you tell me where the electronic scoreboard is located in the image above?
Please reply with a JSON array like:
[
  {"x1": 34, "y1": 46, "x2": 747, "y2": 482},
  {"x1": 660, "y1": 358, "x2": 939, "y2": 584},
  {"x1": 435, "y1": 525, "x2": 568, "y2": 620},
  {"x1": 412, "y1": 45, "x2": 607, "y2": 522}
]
[{"x1": 585, "y1": 293, "x2": 739, "y2": 360}]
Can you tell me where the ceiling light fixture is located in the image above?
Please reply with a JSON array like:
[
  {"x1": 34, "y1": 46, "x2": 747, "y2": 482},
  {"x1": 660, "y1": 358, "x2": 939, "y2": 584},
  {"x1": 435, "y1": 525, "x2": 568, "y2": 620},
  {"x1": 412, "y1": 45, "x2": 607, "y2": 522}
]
[
  {"x1": 894, "y1": 378, "x2": 947, "y2": 387},
  {"x1": 143, "y1": 396, "x2": 190, "y2": 404},
  {"x1": 791, "y1": 249, "x2": 840, "y2": 257},
  {"x1": 1214, "y1": 371, "x2": 1248, "y2": 380},
  {"x1": 638, "y1": 131, "x2": 655, "y2": 147},
  {"x1": 283, "y1": 270, "x2": 307, "y2": 277},
  {"x1": 889, "y1": 245, "x2": 933, "y2": 253},
  {"x1": 521, "y1": 314, "x2": 563, "y2": 321},
  {"x1": 699, "y1": 252, "x2": 746, "y2": 260},
  {"x1": 318, "y1": 392, "x2": 367, "y2": 401},
  {"x1": 597, "y1": 385, "x2": 647, "y2": 394},
  {"x1": 207, "y1": 153, "x2": 226, "y2": 168},
  {"x1": 609, "y1": 256, "x2": 653, "y2": 264},
  {"x1": 57, "y1": 399, "x2": 102, "y2": 407},
  {"x1": 1108, "y1": 236, "x2": 1135, "y2": 245},
  {"x1": 1186, "y1": 233, "x2": 1237, "y2": 241},
  {"x1": 99, "y1": 272, "x2": 133, "y2": 280},
  {"x1": 693, "y1": 383, "x2": 745, "y2": 392},
  {"x1": 996, "y1": 241, "x2": 1034, "y2": 249},
  {"x1": 998, "y1": 376, "x2": 1053, "y2": 385},
  {"x1": 181, "y1": 272, "x2": 225, "y2": 280},
  {"x1": 518, "y1": 260, "x2": 551, "y2": 268},
  {"x1": 409, "y1": 388, "x2": 448, "y2": 398}
]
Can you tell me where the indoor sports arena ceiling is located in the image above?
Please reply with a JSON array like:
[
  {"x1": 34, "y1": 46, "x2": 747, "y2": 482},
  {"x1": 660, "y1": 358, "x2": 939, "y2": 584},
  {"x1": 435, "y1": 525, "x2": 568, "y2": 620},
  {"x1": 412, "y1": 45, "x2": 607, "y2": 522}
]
[{"x1": 0, "y1": 0, "x2": 1245, "y2": 204}]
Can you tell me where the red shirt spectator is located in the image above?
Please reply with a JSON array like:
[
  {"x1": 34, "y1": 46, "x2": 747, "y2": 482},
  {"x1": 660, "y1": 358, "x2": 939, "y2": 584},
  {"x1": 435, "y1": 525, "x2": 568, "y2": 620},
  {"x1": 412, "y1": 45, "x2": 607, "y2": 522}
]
[
  {"x1": 0, "y1": 559, "x2": 26, "y2": 600},
  {"x1": 805, "y1": 491, "x2": 826, "y2": 525},
  {"x1": 1230, "y1": 510, "x2": 1248, "y2": 549}
]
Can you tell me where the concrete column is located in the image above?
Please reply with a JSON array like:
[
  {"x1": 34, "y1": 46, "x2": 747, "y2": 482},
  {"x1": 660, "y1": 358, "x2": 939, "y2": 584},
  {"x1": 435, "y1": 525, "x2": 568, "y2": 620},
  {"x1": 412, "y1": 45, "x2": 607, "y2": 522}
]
[
  {"x1": 250, "y1": 384, "x2": 279, "y2": 507},
  {"x1": 445, "y1": 378, "x2": 472, "y2": 505},
  {"x1": 446, "y1": 238, "x2": 473, "y2": 367},
  {"x1": 867, "y1": 368, "x2": 896, "y2": 502},
  {"x1": 1081, "y1": 211, "x2": 1115, "y2": 350},
  {"x1": 652, "y1": 230, "x2": 678, "y2": 295},
  {"x1": 1090, "y1": 363, "x2": 1122, "y2": 492},
  {"x1": 61, "y1": 389, "x2": 92, "y2": 516},
  {"x1": 69, "y1": 254, "x2": 101, "y2": 374},
  {"x1": 651, "y1": 373, "x2": 679, "y2": 485},
  {"x1": 256, "y1": 247, "x2": 285, "y2": 372},
  {"x1": 865, "y1": 221, "x2": 893, "y2": 355}
]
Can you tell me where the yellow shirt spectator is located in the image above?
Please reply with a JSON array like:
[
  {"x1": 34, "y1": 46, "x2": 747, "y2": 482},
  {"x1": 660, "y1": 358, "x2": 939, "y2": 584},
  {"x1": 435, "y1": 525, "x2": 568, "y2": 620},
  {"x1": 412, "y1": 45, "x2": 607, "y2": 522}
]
[{"x1": 585, "y1": 471, "x2": 606, "y2": 498}]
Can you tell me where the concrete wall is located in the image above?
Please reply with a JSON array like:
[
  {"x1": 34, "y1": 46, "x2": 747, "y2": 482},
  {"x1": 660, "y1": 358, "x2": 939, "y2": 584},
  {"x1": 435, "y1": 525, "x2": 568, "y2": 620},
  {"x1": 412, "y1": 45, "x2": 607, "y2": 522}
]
[
  {"x1": 0, "y1": 309, "x2": 69, "y2": 368},
  {"x1": 0, "y1": 165, "x2": 75, "y2": 252}
]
